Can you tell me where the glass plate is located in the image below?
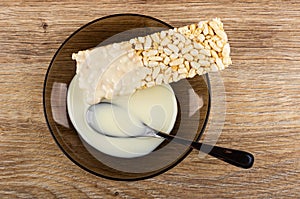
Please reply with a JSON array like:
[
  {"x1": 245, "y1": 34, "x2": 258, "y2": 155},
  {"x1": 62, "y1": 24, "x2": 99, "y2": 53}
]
[{"x1": 43, "y1": 14, "x2": 211, "y2": 181}]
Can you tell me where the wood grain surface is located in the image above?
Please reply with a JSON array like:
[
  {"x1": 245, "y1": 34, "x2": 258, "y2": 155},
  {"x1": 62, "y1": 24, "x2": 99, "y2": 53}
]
[{"x1": 1, "y1": 0, "x2": 299, "y2": 198}]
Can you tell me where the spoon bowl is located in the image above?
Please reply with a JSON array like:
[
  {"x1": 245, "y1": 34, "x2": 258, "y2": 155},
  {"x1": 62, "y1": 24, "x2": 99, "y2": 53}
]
[
  {"x1": 44, "y1": 14, "x2": 253, "y2": 181},
  {"x1": 87, "y1": 102, "x2": 254, "y2": 169}
]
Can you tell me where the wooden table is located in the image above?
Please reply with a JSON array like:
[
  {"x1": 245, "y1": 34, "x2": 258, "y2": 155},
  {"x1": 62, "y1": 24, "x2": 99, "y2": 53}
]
[{"x1": 1, "y1": 0, "x2": 299, "y2": 198}]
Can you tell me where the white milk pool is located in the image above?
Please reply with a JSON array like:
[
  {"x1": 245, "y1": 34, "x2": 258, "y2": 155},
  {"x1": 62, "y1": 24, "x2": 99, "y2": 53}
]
[{"x1": 67, "y1": 75, "x2": 177, "y2": 158}]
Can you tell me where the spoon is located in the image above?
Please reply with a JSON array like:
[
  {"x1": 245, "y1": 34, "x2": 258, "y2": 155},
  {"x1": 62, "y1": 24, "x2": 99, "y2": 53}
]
[{"x1": 86, "y1": 104, "x2": 254, "y2": 169}]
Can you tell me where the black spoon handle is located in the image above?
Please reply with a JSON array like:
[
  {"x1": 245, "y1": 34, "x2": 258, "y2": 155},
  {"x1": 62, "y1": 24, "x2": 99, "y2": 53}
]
[{"x1": 156, "y1": 132, "x2": 254, "y2": 169}]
